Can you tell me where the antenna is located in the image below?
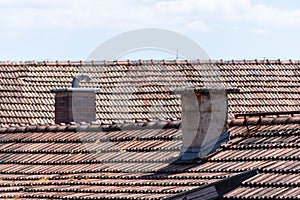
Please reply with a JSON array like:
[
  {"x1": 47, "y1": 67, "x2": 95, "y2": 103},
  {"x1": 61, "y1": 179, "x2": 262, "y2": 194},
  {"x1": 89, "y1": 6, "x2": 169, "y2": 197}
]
[{"x1": 176, "y1": 49, "x2": 179, "y2": 60}]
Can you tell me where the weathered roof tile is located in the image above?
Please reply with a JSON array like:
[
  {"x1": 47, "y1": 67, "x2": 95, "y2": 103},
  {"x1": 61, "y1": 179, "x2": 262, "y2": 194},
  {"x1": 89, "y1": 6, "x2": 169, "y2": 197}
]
[{"x1": 2, "y1": 60, "x2": 300, "y2": 124}]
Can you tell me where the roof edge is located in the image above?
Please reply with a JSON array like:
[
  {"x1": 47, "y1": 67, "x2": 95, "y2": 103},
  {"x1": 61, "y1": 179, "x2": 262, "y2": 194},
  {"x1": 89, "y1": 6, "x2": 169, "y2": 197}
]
[
  {"x1": 229, "y1": 111, "x2": 300, "y2": 127},
  {"x1": 0, "y1": 59, "x2": 299, "y2": 66},
  {"x1": 0, "y1": 119, "x2": 181, "y2": 133}
]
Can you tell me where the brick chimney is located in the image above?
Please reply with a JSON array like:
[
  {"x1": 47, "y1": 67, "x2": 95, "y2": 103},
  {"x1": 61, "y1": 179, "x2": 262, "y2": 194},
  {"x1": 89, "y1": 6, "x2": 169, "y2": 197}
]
[
  {"x1": 177, "y1": 88, "x2": 239, "y2": 161},
  {"x1": 51, "y1": 88, "x2": 99, "y2": 124}
]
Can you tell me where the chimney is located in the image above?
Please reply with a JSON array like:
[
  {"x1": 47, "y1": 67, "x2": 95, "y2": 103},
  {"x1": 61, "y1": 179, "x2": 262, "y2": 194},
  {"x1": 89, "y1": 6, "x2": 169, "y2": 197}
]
[
  {"x1": 177, "y1": 88, "x2": 239, "y2": 161},
  {"x1": 51, "y1": 74, "x2": 99, "y2": 124}
]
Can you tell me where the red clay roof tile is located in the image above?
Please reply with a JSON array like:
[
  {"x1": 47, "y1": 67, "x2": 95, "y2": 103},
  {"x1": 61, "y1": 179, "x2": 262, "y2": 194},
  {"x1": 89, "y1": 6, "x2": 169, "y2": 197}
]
[
  {"x1": 1, "y1": 60, "x2": 300, "y2": 124},
  {"x1": 0, "y1": 114, "x2": 296, "y2": 199},
  {"x1": 1, "y1": 60, "x2": 300, "y2": 199}
]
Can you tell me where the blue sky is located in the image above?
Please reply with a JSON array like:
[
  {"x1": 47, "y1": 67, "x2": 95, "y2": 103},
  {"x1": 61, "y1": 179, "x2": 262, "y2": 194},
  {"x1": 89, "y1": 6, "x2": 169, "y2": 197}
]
[{"x1": 0, "y1": 0, "x2": 300, "y2": 61}]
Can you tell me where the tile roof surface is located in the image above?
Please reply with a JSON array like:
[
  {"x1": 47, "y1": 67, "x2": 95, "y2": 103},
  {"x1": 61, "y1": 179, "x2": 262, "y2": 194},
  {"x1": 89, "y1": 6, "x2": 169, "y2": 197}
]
[
  {"x1": 1, "y1": 60, "x2": 300, "y2": 199},
  {"x1": 1, "y1": 59, "x2": 300, "y2": 125},
  {"x1": 0, "y1": 115, "x2": 298, "y2": 199},
  {"x1": 0, "y1": 120, "x2": 225, "y2": 199}
]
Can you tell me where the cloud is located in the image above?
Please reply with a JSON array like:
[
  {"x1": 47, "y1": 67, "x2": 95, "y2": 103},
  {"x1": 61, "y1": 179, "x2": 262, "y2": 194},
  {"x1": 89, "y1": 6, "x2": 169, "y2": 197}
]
[
  {"x1": 229, "y1": 26, "x2": 240, "y2": 31},
  {"x1": 0, "y1": 0, "x2": 250, "y2": 30},
  {"x1": 0, "y1": 0, "x2": 76, "y2": 28},
  {"x1": 248, "y1": 4, "x2": 300, "y2": 27},
  {"x1": 185, "y1": 21, "x2": 211, "y2": 32},
  {"x1": 251, "y1": 28, "x2": 269, "y2": 35},
  {"x1": 0, "y1": 0, "x2": 134, "y2": 28},
  {"x1": 154, "y1": 0, "x2": 250, "y2": 15},
  {"x1": 0, "y1": 30, "x2": 21, "y2": 38},
  {"x1": 0, "y1": 0, "x2": 300, "y2": 32},
  {"x1": 155, "y1": 0, "x2": 300, "y2": 27}
]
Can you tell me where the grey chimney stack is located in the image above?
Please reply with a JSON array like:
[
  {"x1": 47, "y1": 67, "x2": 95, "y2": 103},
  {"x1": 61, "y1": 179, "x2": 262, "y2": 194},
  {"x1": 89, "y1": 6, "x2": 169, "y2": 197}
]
[{"x1": 177, "y1": 88, "x2": 239, "y2": 161}]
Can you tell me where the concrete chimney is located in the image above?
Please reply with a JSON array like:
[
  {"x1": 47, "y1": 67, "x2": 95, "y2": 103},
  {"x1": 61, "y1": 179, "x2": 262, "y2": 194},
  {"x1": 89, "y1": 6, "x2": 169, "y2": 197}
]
[
  {"x1": 51, "y1": 88, "x2": 99, "y2": 124},
  {"x1": 177, "y1": 88, "x2": 239, "y2": 161}
]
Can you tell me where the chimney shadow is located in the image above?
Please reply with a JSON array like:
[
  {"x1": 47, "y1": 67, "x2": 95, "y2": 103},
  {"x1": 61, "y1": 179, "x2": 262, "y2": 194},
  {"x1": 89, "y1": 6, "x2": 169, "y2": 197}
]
[{"x1": 140, "y1": 161, "x2": 201, "y2": 180}]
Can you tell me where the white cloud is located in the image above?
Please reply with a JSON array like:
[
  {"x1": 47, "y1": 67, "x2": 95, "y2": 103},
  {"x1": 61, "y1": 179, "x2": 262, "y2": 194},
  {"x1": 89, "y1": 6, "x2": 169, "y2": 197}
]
[
  {"x1": 155, "y1": 0, "x2": 300, "y2": 27},
  {"x1": 229, "y1": 26, "x2": 240, "y2": 31},
  {"x1": 0, "y1": 30, "x2": 21, "y2": 38},
  {"x1": 0, "y1": 0, "x2": 76, "y2": 28},
  {"x1": 155, "y1": 0, "x2": 250, "y2": 14},
  {"x1": 0, "y1": 0, "x2": 154, "y2": 28},
  {"x1": 248, "y1": 4, "x2": 300, "y2": 27},
  {"x1": 0, "y1": 0, "x2": 251, "y2": 31},
  {"x1": 251, "y1": 28, "x2": 269, "y2": 35},
  {"x1": 0, "y1": 0, "x2": 300, "y2": 32},
  {"x1": 185, "y1": 21, "x2": 211, "y2": 32}
]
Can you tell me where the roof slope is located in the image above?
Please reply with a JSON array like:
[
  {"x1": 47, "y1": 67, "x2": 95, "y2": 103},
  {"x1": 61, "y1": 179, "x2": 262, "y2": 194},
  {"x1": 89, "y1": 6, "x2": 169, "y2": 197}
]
[
  {"x1": 0, "y1": 120, "x2": 233, "y2": 199},
  {"x1": 0, "y1": 114, "x2": 298, "y2": 199},
  {"x1": 224, "y1": 114, "x2": 300, "y2": 199},
  {"x1": 1, "y1": 60, "x2": 300, "y2": 124}
]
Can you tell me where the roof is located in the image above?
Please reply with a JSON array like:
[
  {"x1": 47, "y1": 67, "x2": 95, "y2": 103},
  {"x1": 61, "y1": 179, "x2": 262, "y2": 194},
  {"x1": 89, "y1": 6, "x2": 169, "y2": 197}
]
[
  {"x1": 0, "y1": 120, "x2": 230, "y2": 199},
  {"x1": 0, "y1": 59, "x2": 300, "y2": 199},
  {"x1": 1, "y1": 59, "x2": 300, "y2": 125},
  {"x1": 0, "y1": 113, "x2": 297, "y2": 199}
]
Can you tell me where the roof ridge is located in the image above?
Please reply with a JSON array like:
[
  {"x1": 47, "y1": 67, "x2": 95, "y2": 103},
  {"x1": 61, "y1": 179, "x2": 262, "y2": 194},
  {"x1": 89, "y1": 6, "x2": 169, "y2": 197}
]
[
  {"x1": 0, "y1": 119, "x2": 181, "y2": 133},
  {"x1": 229, "y1": 111, "x2": 300, "y2": 127},
  {"x1": 4, "y1": 115, "x2": 299, "y2": 133},
  {"x1": 0, "y1": 59, "x2": 299, "y2": 66},
  {"x1": 2, "y1": 111, "x2": 300, "y2": 132}
]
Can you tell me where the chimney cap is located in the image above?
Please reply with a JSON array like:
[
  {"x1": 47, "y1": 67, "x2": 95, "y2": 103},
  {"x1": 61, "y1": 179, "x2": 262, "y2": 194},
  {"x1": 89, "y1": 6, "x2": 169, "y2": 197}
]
[
  {"x1": 171, "y1": 87, "x2": 240, "y2": 94},
  {"x1": 51, "y1": 88, "x2": 100, "y2": 93}
]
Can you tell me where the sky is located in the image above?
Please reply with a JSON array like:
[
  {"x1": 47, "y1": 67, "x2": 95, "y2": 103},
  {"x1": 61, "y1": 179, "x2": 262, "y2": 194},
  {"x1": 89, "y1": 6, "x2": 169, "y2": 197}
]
[{"x1": 0, "y1": 0, "x2": 300, "y2": 61}]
